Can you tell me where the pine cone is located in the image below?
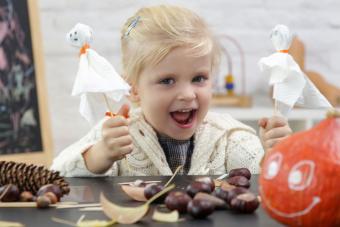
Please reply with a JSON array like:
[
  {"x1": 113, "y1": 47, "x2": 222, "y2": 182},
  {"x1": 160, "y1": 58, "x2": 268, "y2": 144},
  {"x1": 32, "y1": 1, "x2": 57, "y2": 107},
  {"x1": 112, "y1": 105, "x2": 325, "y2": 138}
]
[{"x1": 0, "y1": 161, "x2": 70, "y2": 196}]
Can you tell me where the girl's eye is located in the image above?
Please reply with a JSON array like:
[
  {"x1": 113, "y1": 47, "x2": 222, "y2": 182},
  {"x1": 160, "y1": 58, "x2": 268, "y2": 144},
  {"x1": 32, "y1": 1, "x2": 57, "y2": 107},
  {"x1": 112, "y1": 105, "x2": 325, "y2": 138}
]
[
  {"x1": 193, "y1": 75, "x2": 208, "y2": 83},
  {"x1": 159, "y1": 78, "x2": 175, "y2": 85}
]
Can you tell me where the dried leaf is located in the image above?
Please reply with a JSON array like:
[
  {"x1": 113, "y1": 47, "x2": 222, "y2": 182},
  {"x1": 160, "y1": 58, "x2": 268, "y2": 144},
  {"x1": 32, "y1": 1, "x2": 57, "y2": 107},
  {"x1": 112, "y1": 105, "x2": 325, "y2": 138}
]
[
  {"x1": 119, "y1": 166, "x2": 182, "y2": 202},
  {"x1": 101, "y1": 184, "x2": 175, "y2": 224},
  {"x1": 0, "y1": 221, "x2": 24, "y2": 227},
  {"x1": 213, "y1": 179, "x2": 222, "y2": 187},
  {"x1": 77, "y1": 220, "x2": 115, "y2": 227},
  {"x1": 220, "y1": 181, "x2": 236, "y2": 191},
  {"x1": 100, "y1": 194, "x2": 148, "y2": 224},
  {"x1": 152, "y1": 209, "x2": 179, "y2": 222},
  {"x1": 163, "y1": 165, "x2": 182, "y2": 187},
  {"x1": 52, "y1": 216, "x2": 115, "y2": 227},
  {"x1": 120, "y1": 185, "x2": 147, "y2": 202}
]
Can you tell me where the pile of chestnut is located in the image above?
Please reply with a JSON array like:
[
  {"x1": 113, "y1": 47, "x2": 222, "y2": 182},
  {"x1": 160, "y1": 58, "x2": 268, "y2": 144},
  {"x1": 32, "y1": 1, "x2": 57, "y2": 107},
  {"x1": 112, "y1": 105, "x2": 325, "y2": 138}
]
[
  {"x1": 134, "y1": 168, "x2": 259, "y2": 219},
  {"x1": 0, "y1": 184, "x2": 63, "y2": 208}
]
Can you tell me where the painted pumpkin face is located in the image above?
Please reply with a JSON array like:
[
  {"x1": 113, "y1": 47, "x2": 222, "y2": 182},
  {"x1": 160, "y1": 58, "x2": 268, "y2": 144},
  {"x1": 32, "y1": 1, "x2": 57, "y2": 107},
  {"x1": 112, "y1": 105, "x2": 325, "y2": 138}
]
[{"x1": 259, "y1": 113, "x2": 340, "y2": 226}]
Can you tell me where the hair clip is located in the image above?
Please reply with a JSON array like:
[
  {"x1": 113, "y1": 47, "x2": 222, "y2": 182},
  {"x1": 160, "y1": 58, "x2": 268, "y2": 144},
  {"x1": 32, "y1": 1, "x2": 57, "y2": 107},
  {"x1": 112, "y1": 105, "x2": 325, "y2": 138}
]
[{"x1": 124, "y1": 16, "x2": 141, "y2": 37}]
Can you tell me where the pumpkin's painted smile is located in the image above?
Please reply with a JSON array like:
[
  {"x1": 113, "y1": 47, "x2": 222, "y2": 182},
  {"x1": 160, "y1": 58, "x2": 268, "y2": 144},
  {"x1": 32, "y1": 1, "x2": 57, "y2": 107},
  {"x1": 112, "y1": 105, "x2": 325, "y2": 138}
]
[{"x1": 260, "y1": 188, "x2": 321, "y2": 218}]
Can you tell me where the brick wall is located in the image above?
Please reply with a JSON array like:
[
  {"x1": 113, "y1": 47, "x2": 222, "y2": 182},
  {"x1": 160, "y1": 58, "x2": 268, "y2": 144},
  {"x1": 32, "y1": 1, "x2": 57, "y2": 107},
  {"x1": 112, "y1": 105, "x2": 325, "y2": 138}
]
[{"x1": 37, "y1": 0, "x2": 340, "y2": 154}]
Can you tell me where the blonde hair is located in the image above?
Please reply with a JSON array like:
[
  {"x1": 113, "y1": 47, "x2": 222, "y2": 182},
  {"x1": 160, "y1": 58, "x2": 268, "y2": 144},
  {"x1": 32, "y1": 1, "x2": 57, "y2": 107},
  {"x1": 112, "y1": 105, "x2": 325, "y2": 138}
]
[{"x1": 120, "y1": 5, "x2": 221, "y2": 85}]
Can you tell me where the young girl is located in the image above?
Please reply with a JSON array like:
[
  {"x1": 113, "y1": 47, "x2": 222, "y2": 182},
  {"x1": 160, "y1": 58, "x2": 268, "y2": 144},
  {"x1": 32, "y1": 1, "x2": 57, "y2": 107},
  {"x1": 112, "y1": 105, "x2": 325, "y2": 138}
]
[{"x1": 51, "y1": 5, "x2": 292, "y2": 176}]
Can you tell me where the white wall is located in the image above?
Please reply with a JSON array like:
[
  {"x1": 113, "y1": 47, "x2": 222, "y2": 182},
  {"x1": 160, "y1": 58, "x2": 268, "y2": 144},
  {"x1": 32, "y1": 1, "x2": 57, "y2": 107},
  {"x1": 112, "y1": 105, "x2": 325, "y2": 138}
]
[{"x1": 38, "y1": 0, "x2": 340, "y2": 155}]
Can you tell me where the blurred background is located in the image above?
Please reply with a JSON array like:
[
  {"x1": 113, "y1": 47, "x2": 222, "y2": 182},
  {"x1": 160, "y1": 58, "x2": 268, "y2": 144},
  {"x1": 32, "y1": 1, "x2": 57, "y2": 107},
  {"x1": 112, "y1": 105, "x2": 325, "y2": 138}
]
[{"x1": 1, "y1": 0, "x2": 340, "y2": 160}]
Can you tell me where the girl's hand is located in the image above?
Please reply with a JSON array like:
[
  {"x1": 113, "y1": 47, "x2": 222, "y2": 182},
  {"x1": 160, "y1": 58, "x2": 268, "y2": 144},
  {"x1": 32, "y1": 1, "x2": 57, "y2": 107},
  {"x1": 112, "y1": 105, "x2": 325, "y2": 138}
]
[
  {"x1": 258, "y1": 115, "x2": 292, "y2": 152},
  {"x1": 101, "y1": 104, "x2": 133, "y2": 161}
]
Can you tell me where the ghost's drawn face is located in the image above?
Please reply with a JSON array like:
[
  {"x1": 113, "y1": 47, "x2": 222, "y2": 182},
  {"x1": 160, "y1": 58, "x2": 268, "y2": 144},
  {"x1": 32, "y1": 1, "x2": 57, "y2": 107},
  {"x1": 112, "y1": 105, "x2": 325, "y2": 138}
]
[
  {"x1": 260, "y1": 151, "x2": 322, "y2": 218},
  {"x1": 66, "y1": 23, "x2": 93, "y2": 48}
]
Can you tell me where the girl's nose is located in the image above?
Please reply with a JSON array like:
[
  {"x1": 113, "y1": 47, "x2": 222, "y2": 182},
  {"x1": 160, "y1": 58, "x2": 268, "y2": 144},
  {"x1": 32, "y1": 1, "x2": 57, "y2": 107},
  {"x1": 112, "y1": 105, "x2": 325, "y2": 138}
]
[{"x1": 177, "y1": 86, "x2": 196, "y2": 101}]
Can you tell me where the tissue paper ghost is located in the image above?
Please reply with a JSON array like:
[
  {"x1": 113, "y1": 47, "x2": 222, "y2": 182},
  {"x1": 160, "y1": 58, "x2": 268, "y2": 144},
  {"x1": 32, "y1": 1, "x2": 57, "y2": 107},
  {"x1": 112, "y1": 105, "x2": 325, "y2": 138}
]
[
  {"x1": 258, "y1": 24, "x2": 332, "y2": 116},
  {"x1": 66, "y1": 23, "x2": 130, "y2": 124}
]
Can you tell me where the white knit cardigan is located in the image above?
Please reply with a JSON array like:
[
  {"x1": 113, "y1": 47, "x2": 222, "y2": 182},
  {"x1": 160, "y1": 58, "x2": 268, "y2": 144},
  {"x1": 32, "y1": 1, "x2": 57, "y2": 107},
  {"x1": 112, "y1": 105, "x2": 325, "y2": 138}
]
[{"x1": 51, "y1": 109, "x2": 264, "y2": 177}]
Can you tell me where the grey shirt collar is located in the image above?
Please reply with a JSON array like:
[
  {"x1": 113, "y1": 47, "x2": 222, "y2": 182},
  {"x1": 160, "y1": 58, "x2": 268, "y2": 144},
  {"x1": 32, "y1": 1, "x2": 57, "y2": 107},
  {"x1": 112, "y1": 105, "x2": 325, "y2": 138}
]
[{"x1": 157, "y1": 133, "x2": 194, "y2": 175}]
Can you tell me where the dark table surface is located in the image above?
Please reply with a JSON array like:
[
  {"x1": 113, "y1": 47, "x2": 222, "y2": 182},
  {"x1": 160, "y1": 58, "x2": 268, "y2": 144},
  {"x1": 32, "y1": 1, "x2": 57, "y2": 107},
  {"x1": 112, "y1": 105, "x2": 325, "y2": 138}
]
[{"x1": 0, "y1": 175, "x2": 283, "y2": 227}]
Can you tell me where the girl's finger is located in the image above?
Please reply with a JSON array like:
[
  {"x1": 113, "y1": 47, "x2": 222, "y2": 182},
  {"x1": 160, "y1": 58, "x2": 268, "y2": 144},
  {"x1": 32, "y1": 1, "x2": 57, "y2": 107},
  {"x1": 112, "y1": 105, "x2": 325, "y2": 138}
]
[
  {"x1": 103, "y1": 125, "x2": 129, "y2": 139},
  {"x1": 266, "y1": 116, "x2": 288, "y2": 131},
  {"x1": 119, "y1": 144, "x2": 134, "y2": 156},
  {"x1": 258, "y1": 117, "x2": 269, "y2": 128},
  {"x1": 112, "y1": 135, "x2": 133, "y2": 147},
  {"x1": 264, "y1": 126, "x2": 292, "y2": 141},
  {"x1": 265, "y1": 136, "x2": 289, "y2": 149}
]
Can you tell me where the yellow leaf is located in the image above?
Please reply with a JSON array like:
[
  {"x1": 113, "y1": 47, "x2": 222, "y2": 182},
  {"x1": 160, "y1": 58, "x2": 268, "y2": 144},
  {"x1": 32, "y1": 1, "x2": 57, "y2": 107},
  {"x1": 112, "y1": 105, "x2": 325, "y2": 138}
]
[
  {"x1": 0, "y1": 221, "x2": 24, "y2": 227},
  {"x1": 152, "y1": 209, "x2": 179, "y2": 223},
  {"x1": 77, "y1": 220, "x2": 115, "y2": 227}
]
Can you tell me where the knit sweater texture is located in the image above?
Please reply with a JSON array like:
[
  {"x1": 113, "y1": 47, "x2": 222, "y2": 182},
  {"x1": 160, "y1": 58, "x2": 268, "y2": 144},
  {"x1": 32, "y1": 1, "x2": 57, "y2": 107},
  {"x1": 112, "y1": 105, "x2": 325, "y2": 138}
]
[{"x1": 50, "y1": 109, "x2": 264, "y2": 176}]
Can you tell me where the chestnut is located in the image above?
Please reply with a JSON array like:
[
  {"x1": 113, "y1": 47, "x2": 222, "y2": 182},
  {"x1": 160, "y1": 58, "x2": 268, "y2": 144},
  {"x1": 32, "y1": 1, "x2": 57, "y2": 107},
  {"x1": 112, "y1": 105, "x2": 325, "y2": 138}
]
[
  {"x1": 37, "y1": 184, "x2": 62, "y2": 201},
  {"x1": 226, "y1": 176, "x2": 250, "y2": 188},
  {"x1": 165, "y1": 191, "x2": 192, "y2": 213},
  {"x1": 0, "y1": 184, "x2": 20, "y2": 202},
  {"x1": 195, "y1": 177, "x2": 215, "y2": 191},
  {"x1": 194, "y1": 192, "x2": 227, "y2": 210},
  {"x1": 186, "y1": 181, "x2": 212, "y2": 198},
  {"x1": 226, "y1": 187, "x2": 249, "y2": 204},
  {"x1": 230, "y1": 192, "x2": 259, "y2": 213},
  {"x1": 187, "y1": 199, "x2": 215, "y2": 219},
  {"x1": 228, "y1": 168, "x2": 251, "y2": 180},
  {"x1": 212, "y1": 188, "x2": 229, "y2": 203},
  {"x1": 44, "y1": 192, "x2": 58, "y2": 204},
  {"x1": 20, "y1": 191, "x2": 34, "y2": 202},
  {"x1": 144, "y1": 184, "x2": 165, "y2": 202},
  {"x1": 36, "y1": 195, "x2": 51, "y2": 209}
]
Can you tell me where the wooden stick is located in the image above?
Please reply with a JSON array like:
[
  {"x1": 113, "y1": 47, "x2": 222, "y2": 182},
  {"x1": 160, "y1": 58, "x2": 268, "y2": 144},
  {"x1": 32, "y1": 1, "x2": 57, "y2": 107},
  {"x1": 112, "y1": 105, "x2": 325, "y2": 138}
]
[
  {"x1": 274, "y1": 100, "x2": 279, "y2": 116},
  {"x1": 79, "y1": 207, "x2": 102, "y2": 211},
  {"x1": 103, "y1": 94, "x2": 114, "y2": 116},
  {"x1": 118, "y1": 180, "x2": 161, "y2": 185},
  {"x1": 0, "y1": 201, "x2": 78, "y2": 208},
  {"x1": 215, "y1": 173, "x2": 229, "y2": 180},
  {"x1": 51, "y1": 217, "x2": 77, "y2": 227},
  {"x1": 56, "y1": 203, "x2": 101, "y2": 209}
]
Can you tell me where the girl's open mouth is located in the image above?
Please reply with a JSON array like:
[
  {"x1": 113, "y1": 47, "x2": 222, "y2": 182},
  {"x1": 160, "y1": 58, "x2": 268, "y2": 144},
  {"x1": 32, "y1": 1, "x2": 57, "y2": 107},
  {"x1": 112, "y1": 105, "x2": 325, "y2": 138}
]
[{"x1": 170, "y1": 109, "x2": 197, "y2": 128}]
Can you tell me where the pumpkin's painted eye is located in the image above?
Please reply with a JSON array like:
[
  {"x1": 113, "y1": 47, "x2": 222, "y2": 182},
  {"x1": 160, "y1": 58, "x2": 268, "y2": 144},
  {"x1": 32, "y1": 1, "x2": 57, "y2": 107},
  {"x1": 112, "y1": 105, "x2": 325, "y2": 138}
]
[
  {"x1": 264, "y1": 152, "x2": 282, "y2": 180},
  {"x1": 288, "y1": 160, "x2": 315, "y2": 191}
]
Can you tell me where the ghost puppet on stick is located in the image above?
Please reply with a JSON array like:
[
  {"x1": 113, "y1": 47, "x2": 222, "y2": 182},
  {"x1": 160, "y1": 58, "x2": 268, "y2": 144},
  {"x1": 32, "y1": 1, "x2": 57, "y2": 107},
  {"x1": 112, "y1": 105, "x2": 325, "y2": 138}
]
[
  {"x1": 66, "y1": 23, "x2": 130, "y2": 125},
  {"x1": 258, "y1": 24, "x2": 332, "y2": 116}
]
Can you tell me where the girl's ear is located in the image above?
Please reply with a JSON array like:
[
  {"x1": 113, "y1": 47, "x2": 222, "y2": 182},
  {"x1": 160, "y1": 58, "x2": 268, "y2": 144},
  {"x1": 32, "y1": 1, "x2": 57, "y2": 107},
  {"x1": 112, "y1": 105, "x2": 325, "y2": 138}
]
[{"x1": 128, "y1": 84, "x2": 140, "y2": 103}]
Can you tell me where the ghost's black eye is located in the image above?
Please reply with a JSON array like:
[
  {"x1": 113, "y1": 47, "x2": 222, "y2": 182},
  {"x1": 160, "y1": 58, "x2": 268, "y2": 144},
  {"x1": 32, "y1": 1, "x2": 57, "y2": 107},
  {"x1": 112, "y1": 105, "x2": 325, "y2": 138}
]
[
  {"x1": 75, "y1": 31, "x2": 77, "y2": 35},
  {"x1": 70, "y1": 33, "x2": 72, "y2": 37}
]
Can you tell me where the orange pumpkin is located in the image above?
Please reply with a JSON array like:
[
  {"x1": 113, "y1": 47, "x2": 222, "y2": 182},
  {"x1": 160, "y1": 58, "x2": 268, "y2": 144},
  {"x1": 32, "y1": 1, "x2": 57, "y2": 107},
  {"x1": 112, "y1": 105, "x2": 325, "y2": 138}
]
[{"x1": 259, "y1": 109, "x2": 340, "y2": 227}]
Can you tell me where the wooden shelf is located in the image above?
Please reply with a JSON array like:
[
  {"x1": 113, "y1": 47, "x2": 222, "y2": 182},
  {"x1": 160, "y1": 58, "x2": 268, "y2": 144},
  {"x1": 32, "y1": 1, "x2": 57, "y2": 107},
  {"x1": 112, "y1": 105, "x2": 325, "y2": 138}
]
[
  {"x1": 212, "y1": 94, "x2": 252, "y2": 107},
  {"x1": 210, "y1": 106, "x2": 334, "y2": 132}
]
